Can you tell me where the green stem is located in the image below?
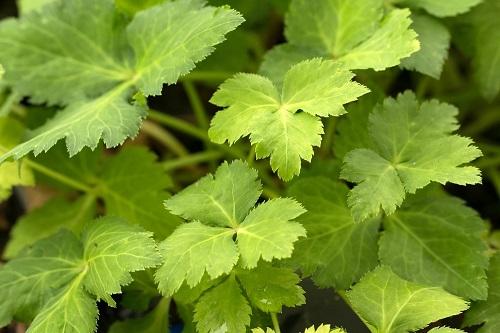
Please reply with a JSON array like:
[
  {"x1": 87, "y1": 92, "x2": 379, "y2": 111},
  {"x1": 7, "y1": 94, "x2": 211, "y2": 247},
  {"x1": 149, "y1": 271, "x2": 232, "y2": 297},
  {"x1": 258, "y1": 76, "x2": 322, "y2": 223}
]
[
  {"x1": 320, "y1": 117, "x2": 337, "y2": 158},
  {"x1": 24, "y1": 159, "x2": 93, "y2": 193},
  {"x1": 162, "y1": 151, "x2": 223, "y2": 171},
  {"x1": 463, "y1": 108, "x2": 500, "y2": 136},
  {"x1": 0, "y1": 91, "x2": 20, "y2": 117},
  {"x1": 270, "y1": 313, "x2": 281, "y2": 333},
  {"x1": 141, "y1": 120, "x2": 189, "y2": 156},
  {"x1": 148, "y1": 109, "x2": 210, "y2": 141},
  {"x1": 246, "y1": 146, "x2": 256, "y2": 166},
  {"x1": 183, "y1": 81, "x2": 209, "y2": 130}
]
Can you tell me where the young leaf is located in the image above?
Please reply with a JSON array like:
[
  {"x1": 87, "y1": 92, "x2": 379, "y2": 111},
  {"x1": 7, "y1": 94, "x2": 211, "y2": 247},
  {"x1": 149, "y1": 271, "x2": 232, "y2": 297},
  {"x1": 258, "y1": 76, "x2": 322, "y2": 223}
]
[
  {"x1": 209, "y1": 59, "x2": 368, "y2": 180},
  {"x1": 463, "y1": 253, "x2": 500, "y2": 333},
  {"x1": 4, "y1": 196, "x2": 96, "y2": 258},
  {"x1": 237, "y1": 264, "x2": 305, "y2": 312},
  {"x1": 398, "y1": 0, "x2": 482, "y2": 17},
  {"x1": 0, "y1": 217, "x2": 161, "y2": 332},
  {"x1": 156, "y1": 161, "x2": 306, "y2": 296},
  {"x1": 347, "y1": 266, "x2": 469, "y2": 333},
  {"x1": 400, "y1": 14, "x2": 451, "y2": 78},
  {"x1": 340, "y1": 91, "x2": 482, "y2": 222},
  {"x1": 127, "y1": 0, "x2": 244, "y2": 96},
  {"x1": 0, "y1": 117, "x2": 34, "y2": 201},
  {"x1": 194, "y1": 276, "x2": 251, "y2": 333},
  {"x1": 253, "y1": 324, "x2": 347, "y2": 333},
  {"x1": 379, "y1": 189, "x2": 489, "y2": 300},
  {"x1": 0, "y1": 0, "x2": 243, "y2": 161},
  {"x1": 81, "y1": 217, "x2": 162, "y2": 306},
  {"x1": 428, "y1": 328, "x2": 466, "y2": 333},
  {"x1": 260, "y1": 0, "x2": 419, "y2": 84},
  {"x1": 288, "y1": 177, "x2": 380, "y2": 289}
]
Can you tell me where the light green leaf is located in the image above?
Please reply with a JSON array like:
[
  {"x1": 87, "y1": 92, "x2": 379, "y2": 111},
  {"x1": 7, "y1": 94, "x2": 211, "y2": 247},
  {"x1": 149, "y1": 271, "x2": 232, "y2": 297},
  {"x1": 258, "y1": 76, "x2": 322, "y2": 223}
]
[
  {"x1": 237, "y1": 198, "x2": 306, "y2": 268},
  {"x1": 400, "y1": 14, "x2": 451, "y2": 78},
  {"x1": 100, "y1": 147, "x2": 180, "y2": 239},
  {"x1": 237, "y1": 264, "x2": 305, "y2": 312},
  {"x1": 397, "y1": 0, "x2": 482, "y2": 17},
  {"x1": 0, "y1": 117, "x2": 34, "y2": 201},
  {"x1": 260, "y1": 0, "x2": 419, "y2": 83},
  {"x1": 26, "y1": 281, "x2": 97, "y2": 333},
  {"x1": 347, "y1": 266, "x2": 469, "y2": 333},
  {"x1": 0, "y1": 0, "x2": 130, "y2": 106},
  {"x1": 380, "y1": 189, "x2": 489, "y2": 300},
  {"x1": 463, "y1": 253, "x2": 500, "y2": 333},
  {"x1": 0, "y1": 231, "x2": 82, "y2": 326},
  {"x1": 253, "y1": 325, "x2": 346, "y2": 333},
  {"x1": 428, "y1": 328, "x2": 466, "y2": 333},
  {"x1": 108, "y1": 297, "x2": 170, "y2": 333},
  {"x1": 0, "y1": 218, "x2": 161, "y2": 332},
  {"x1": 210, "y1": 59, "x2": 368, "y2": 180},
  {"x1": 0, "y1": 87, "x2": 146, "y2": 162},
  {"x1": 127, "y1": 0, "x2": 244, "y2": 96},
  {"x1": 17, "y1": 0, "x2": 57, "y2": 14},
  {"x1": 4, "y1": 196, "x2": 96, "y2": 259},
  {"x1": 164, "y1": 160, "x2": 261, "y2": 228},
  {"x1": 155, "y1": 222, "x2": 238, "y2": 297},
  {"x1": 157, "y1": 161, "x2": 306, "y2": 295},
  {"x1": 288, "y1": 177, "x2": 380, "y2": 289},
  {"x1": 81, "y1": 217, "x2": 162, "y2": 306},
  {"x1": 115, "y1": 0, "x2": 165, "y2": 15},
  {"x1": 194, "y1": 276, "x2": 251, "y2": 333},
  {"x1": 340, "y1": 91, "x2": 482, "y2": 222}
]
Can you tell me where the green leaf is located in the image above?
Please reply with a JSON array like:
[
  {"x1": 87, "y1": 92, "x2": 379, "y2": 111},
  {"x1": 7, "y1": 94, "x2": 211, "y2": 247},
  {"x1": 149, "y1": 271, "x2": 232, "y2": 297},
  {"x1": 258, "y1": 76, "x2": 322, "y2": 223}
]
[
  {"x1": 379, "y1": 189, "x2": 489, "y2": 300},
  {"x1": 0, "y1": 0, "x2": 243, "y2": 161},
  {"x1": 155, "y1": 222, "x2": 238, "y2": 297},
  {"x1": 109, "y1": 297, "x2": 170, "y2": 333},
  {"x1": 347, "y1": 266, "x2": 469, "y2": 333},
  {"x1": 237, "y1": 264, "x2": 305, "y2": 312},
  {"x1": 0, "y1": 217, "x2": 161, "y2": 332},
  {"x1": 127, "y1": 0, "x2": 244, "y2": 96},
  {"x1": 253, "y1": 325, "x2": 346, "y2": 333},
  {"x1": 400, "y1": 14, "x2": 451, "y2": 78},
  {"x1": 210, "y1": 59, "x2": 368, "y2": 180},
  {"x1": 194, "y1": 276, "x2": 251, "y2": 333},
  {"x1": 81, "y1": 217, "x2": 162, "y2": 306},
  {"x1": 464, "y1": 253, "x2": 500, "y2": 333},
  {"x1": 0, "y1": 117, "x2": 34, "y2": 201},
  {"x1": 0, "y1": 87, "x2": 147, "y2": 162},
  {"x1": 428, "y1": 328, "x2": 466, "y2": 333},
  {"x1": 260, "y1": 0, "x2": 419, "y2": 83},
  {"x1": 164, "y1": 160, "x2": 261, "y2": 228},
  {"x1": 288, "y1": 177, "x2": 380, "y2": 289},
  {"x1": 340, "y1": 91, "x2": 482, "y2": 222},
  {"x1": 459, "y1": 0, "x2": 500, "y2": 100},
  {"x1": 398, "y1": 0, "x2": 482, "y2": 17},
  {"x1": 4, "y1": 196, "x2": 96, "y2": 258},
  {"x1": 0, "y1": 0, "x2": 130, "y2": 106},
  {"x1": 100, "y1": 147, "x2": 180, "y2": 239},
  {"x1": 17, "y1": 0, "x2": 57, "y2": 14},
  {"x1": 115, "y1": 0, "x2": 165, "y2": 15},
  {"x1": 157, "y1": 161, "x2": 306, "y2": 296},
  {"x1": 237, "y1": 198, "x2": 306, "y2": 268}
]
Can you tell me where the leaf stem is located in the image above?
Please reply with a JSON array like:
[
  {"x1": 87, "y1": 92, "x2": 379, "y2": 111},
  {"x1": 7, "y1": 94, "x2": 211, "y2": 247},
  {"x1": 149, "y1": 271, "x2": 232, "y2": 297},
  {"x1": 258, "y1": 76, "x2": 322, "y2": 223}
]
[
  {"x1": 148, "y1": 109, "x2": 209, "y2": 141},
  {"x1": 183, "y1": 81, "x2": 209, "y2": 130},
  {"x1": 24, "y1": 158, "x2": 93, "y2": 193},
  {"x1": 270, "y1": 313, "x2": 281, "y2": 333},
  {"x1": 141, "y1": 120, "x2": 189, "y2": 157},
  {"x1": 182, "y1": 70, "x2": 234, "y2": 82},
  {"x1": 162, "y1": 151, "x2": 223, "y2": 171}
]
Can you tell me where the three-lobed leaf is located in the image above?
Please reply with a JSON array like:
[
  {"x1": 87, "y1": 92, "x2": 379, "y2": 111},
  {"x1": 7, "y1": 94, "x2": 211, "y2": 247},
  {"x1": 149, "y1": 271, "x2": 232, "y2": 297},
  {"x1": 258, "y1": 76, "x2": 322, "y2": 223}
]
[
  {"x1": 340, "y1": 91, "x2": 482, "y2": 222},
  {"x1": 210, "y1": 58, "x2": 368, "y2": 180}
]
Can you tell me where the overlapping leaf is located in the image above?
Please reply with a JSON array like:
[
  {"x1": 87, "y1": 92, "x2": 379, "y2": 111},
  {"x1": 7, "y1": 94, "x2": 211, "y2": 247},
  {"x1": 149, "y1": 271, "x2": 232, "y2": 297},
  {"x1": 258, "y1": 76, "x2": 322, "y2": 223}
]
[
  {"x1": 347, "y1": 266, "x2": 469, "y2": 333},
  {"x1": 0, "y1": 217, "x2": 161, "y2": 333},
  {"x1": 379, "y1": 189, "x2": 489, "y2": 300},
  {"x1": 398, "y1": 0, "x2": 482, "y2": 17},
  {"x1": 464, "y1": 253, "x2": 500, "y2": 333},
  {"x1": 209, "y1": 58, "x2": 368, "y2": 180},
  {"x1": 156, "y1": 160, "x2": 306, "y2": 296},
  {"x1": 260, "y1": 0, "x2": 419, "y2": 84},
  {"x1": 340, "y1": 91, "x2": 482, "y2": 222},
  {"x1": 288, "y1": 177, "x2": 380, "y2": 289},
  {"x1": 0, "y1": 0, "x2": 243, "y2": 162}
]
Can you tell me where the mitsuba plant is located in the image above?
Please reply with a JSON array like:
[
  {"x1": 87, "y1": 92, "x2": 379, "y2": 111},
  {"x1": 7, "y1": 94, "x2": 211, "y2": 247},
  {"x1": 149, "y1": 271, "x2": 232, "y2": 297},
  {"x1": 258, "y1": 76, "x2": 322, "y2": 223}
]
[{"x1": 0, "y1": 0, "x2": 498, "y2": 332}]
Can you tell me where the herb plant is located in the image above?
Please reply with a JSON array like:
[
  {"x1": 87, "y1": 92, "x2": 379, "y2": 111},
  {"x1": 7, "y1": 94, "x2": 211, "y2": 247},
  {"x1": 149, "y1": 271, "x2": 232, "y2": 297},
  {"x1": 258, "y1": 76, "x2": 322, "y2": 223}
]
[{"x1": 0, "y1": 0, "x2": 498, "y2": 333}]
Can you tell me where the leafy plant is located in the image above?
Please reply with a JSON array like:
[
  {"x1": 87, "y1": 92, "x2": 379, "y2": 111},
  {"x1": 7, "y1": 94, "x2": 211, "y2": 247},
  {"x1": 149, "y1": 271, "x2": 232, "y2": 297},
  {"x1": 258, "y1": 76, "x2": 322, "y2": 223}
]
[{"x1": 0, "y1": 0, "x2": 499, "y2": 332}]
